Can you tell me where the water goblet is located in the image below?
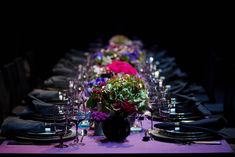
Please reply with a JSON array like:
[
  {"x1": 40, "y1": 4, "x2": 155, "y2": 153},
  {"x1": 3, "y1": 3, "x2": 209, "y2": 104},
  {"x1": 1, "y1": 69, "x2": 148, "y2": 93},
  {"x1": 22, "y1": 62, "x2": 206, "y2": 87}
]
[{"x1": 54, "y1": 122, "x2": 68, "y2": 148}]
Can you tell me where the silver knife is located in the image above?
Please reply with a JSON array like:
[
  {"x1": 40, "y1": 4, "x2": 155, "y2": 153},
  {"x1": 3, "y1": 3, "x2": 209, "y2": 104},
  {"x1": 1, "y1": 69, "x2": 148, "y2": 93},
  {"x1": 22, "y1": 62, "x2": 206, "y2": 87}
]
[{"x1": 191, "y1": 140, "x2": 221, "y2": 145}]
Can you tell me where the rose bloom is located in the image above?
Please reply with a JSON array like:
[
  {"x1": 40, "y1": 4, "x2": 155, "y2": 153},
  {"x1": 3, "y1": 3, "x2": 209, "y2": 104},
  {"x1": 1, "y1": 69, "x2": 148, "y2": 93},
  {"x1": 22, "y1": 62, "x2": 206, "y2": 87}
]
[
  {"x1": 106, "y1": 60, "x2": 137, "y2": 75},
  {"x1": 114, "y1": 101, "x2": 137, "y2": 115},
  {"x1": 122, "y1": 100, "x2": 137, "y2": 115}
]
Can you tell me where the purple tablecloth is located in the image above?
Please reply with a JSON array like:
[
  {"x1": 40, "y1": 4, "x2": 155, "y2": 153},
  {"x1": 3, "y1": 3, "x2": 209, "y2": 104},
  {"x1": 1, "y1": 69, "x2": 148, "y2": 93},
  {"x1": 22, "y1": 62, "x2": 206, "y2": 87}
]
[{"x1": 0, "y1": 120, "x2": 233, "y2": 155}]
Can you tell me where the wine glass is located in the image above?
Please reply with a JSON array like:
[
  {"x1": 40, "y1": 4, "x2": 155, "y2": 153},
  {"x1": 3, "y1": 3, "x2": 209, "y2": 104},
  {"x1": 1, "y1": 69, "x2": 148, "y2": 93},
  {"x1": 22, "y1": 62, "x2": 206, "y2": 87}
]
[
  {"x1": 54, "y1": 121, "x2": 68, "y2": 148},
  {"x1": 77, "y1": 96, "x2": 91, "y2": 146},
  {"x1": 53, "y1": 98, "x2": 70, "y2": 148},
  {"x1": 70, "y1": 95, "x2": 83, "y2": 145},
  {"x1": 130, "y1": 113, "x2": 144, "y2": 132}
]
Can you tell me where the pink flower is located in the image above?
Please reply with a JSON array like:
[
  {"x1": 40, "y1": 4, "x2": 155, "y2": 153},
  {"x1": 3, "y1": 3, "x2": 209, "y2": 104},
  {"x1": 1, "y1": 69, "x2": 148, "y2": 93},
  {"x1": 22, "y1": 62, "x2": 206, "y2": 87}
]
[{"x1": 106, "y1": 60, "x2": 137, "y2": 75}]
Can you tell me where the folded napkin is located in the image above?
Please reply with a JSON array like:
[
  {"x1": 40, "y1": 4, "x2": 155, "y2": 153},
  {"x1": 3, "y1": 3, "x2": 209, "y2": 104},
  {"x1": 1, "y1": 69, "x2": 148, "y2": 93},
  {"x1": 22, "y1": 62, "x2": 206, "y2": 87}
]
[
  {"x1": 194, "y1": 102, "x2": 212, "y2": 116},
  {"x1": 181, "y1": 83, "x2": 206, "y2": 95},
  {"x1": 1, "y1": 117, "x2": 69, "y2": 135},
  {"x1": 57, "y1": 58, "x2": 75, "y2": 68},
  {"x1": 11, "y1": 93, "x2": 59, "y2": 117},
  {"x1": 174, "y1": 93, "x2": 198, "y2": 102},
  {"x1": 54, "y1": 63, "x2": 74, "y2": 70},
  {"x1": 169, "y1": 81, "x2": 188, "y2": 94},
  {"x1": 156, "y1": 50, "x2": 167, "y2": 58},
  {"x1": 30, "y1": 100, "x2": 59, "y2": 116},
  {"x1": 68, "y1": 49, "x2": 85, "y2": 56},
  {"x1": 163, "y1": 67, "x2": 188, "y2": 81},
  {"x1": 154, "y1": 116, "x2": 226, "y2": 131},
  {"x1": 12, "y1": 105, "x2": 35, "y2": 116},
  {"x1": 160, "y1": 64, "x2": 176, "y2": 74},
  {"x1": 29, "y1": 89, "x2": 60, "y2": 102},
  {"x1": 171, "y1": 97, "x2": 211, "y2": 115},
  {"x1": 65, "y1": 53, "x2": 87, "y2": 64},
  {"x1": 159, "y1": 57, "x2": 175, "y2": 65},
  {"x1": 44, "y1": 76, "x2": 69, "y2": 89},
  {"x1": 1, "y1": 117, "x2": 45, "y2": 135},
  {"x1": 158, "y1": 60, "x2": 176, "y2": 70},
  {"x1": 52, "y1": 67, "x2": 75, "y2": 76}
]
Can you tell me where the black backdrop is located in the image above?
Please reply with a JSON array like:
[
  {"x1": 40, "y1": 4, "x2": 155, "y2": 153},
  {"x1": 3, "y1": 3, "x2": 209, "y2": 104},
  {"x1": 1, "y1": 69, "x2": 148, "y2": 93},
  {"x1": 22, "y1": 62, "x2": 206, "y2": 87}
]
[{"x1": 1, "y1": 3, "x2": 234, "y2": 95}]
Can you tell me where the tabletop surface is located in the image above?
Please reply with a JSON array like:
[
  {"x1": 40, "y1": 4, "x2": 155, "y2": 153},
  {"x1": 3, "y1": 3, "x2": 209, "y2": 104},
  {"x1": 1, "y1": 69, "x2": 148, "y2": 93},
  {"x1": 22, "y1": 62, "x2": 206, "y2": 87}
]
[{"x1": 0, "y1": 120, "x2": 233, "y2": 155}]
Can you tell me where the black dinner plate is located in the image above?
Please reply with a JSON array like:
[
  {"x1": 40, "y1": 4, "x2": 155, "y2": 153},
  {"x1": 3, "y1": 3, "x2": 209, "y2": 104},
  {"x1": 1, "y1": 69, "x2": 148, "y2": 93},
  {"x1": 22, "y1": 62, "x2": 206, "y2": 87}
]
[
  {"x1": 147, "y1": 113, "x2": 203, "y2": 122},
  {"x1": 14, "y1": 129, "x2": 76, "y2": 143},
  {"x1": 159, "y1": 129, "x2": 209, "y2": 138},
  {"x1": 149, "y1": 129, "x2": 218, "y2": 142}
]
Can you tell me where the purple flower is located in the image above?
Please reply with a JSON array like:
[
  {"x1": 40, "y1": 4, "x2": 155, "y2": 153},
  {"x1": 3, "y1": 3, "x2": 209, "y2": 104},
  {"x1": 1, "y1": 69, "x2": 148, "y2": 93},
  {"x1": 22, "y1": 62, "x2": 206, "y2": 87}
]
[
  {"x1": 121, "y1": 50, "x2": 140, "y2": 61},
  {"x1": 132, "y1": 40, "x2": 143, "y2": 49},
  {"x1": 88, "y1": 77, "x2": 108, "y2": 87},
  {"x1": 92, "y1": 52, "x2": 103, "y2": 60},
  {"x1": 91, "y1": 111, "x2": 109, "y2": 122}
]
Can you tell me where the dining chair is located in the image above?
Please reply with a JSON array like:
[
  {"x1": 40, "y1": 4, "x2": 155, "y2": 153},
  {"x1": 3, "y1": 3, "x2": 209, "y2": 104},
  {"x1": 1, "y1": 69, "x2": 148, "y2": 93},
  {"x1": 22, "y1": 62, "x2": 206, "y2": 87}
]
[
  {"x1": 2, "y1": 62, "x2": 21, "y2": 111},
  {"x1": 0, "y1": 71, "x2": 10, "y2": 124}
]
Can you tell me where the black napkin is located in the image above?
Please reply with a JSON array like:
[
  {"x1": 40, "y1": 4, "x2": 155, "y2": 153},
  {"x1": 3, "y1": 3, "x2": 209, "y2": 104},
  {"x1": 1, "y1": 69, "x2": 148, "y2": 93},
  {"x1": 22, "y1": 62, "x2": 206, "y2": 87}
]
[
  {"x1": 163, "y1": 67, "x2": 188, "y2": 81},
  {"x1": 65, "y1": 53, "x2": 87, "y2": 64},
  {"x1": 30, "y1": 100, "x2": 59, "y2": 116},
  {"x1": 52, "y1": 67, "x2": 75, "y2": 76},
  {"x1": 44, "y1": 75, "x2": 69, "y2": 89},
  {"x1": 57, "y1": 58, "x2": 75, "y2": 68},
  {"x1": 181, "y1": 83, "x2": 206, "y2": 95},
  {"x1": 194, "y1": 102, "x2": 212, "y2": 116},
  {"x1": 159, "y1": 57, "x2": 175, "y2": 65},
  {"x1": 54, "y1": 63, "x2": 74, "y2": 71},
  {"x1": 154, "y1": 50, "x2": 167, "y2": 60},
  {"x1": 68, "y1": 49, "x2": 85, "y2": 56},
  {"x1": 1, "y1": 117, "x2": 45, "y2": 135},
  {"x1": 1, "y1": 117, "x2": 69, "y2": 136},
  {"x1": 12, "y1": 105, "x2": 35, "y2": 116},
  {"x1": 168, "y1": 81, "x2": 188, "y2": 94},
  {"x1": 12, "y1": 94, "x2": 59, "y2": 117},
  {"x1": 158, "y1": 61, "x2": 175, "y2": 70},
  {"x1": 29, "y1": 89, "x2": 60, "y2": 102}
]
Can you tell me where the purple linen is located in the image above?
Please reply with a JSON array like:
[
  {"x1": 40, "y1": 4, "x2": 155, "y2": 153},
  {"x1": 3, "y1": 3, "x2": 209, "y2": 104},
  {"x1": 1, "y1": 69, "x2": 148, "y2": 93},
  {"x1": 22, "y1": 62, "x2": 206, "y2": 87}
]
[{"x1": 0, "y1": 120, "x2": 233, "y2": 155}]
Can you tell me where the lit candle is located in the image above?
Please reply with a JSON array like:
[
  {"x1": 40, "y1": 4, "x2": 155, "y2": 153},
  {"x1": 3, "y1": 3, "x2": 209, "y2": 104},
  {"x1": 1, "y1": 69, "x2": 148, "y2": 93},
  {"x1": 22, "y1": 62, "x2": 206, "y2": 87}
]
[
  {"x1": 154, "y1": 71, "x2": 159, "y2": 78},
  {"x1": 69, "y1": 80, "x2": 74, "y2": 88},
  {"x1": 159, "y1": 80, "x2": 163, "y2": 87},
  {"x1": 149, "y1": 57, "x2": 154, "y2": 63}
]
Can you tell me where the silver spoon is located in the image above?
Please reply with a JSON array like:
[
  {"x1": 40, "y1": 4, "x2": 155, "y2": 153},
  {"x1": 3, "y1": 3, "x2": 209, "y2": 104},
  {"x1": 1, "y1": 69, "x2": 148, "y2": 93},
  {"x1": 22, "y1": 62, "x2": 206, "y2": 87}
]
[{"x1": 79, "y1": 129, "x2": 87, "y2": 146}]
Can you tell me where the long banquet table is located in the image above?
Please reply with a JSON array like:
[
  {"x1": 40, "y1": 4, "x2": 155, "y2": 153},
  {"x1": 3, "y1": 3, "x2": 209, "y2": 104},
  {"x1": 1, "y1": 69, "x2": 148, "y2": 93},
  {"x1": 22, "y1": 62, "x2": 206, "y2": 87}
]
[
  {"x1": 0, "y1": 120, "x2": 233, "y2": 157},
  {"x1": 0, "y1": 37, "x2": 234, "y2": 156}
]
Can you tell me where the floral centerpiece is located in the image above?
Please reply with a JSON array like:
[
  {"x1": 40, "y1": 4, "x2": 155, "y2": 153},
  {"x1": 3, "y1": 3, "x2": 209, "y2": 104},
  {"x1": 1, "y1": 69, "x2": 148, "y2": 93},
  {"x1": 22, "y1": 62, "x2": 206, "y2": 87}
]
[
  {"x1": 86, "y1": 35, "x2": 148, "y2": 141},
  {"x1": 92, "y1": 46, "x2": 145, "y2": 66},
  {"x1": 109, "y1": 35, "x2": 133, "y2": 46},
  {"x1": 91, "y1": 35, "x2": 145, "y2": 66},
  {"x1": 87, "y1": 74, "x2": 148, "y2": 141}
]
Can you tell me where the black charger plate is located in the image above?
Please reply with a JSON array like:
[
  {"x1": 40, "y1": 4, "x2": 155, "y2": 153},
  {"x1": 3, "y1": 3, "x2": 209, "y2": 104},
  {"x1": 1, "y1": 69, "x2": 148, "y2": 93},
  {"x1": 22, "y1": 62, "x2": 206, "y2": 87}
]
[
  {"x1": 14, "y1": 129, "x2": 76, "y2": 143},
  {"x1": 149, "y1": 129, "x2": 219, "y2": 142}
]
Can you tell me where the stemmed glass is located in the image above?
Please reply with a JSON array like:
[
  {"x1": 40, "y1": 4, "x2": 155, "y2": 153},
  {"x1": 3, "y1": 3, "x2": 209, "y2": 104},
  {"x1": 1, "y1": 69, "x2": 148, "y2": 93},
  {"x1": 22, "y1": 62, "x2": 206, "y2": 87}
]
[
  {"x1": 70, "y1": 101, "x2": 80, "y2": 145},
  {"x1": 130, "y1": 113, "x2": 144, "y2": 132},
  {"x1": 54, "y1": 111, "x2": 68, "y2": 148},
  {"x1": 70, "y1": 84, "x2": 83, "y2": 145},
  {"x1": 70, "y1": 62, "x2": 90, "y2": 146},
  {"x1": 77, "y1": 95, "x2": 90, "y2": 146},
  {"x1": 68, "y1": 54, "x2": 92, "y2": 146},
  {"x1": 54, "y1": 126, "x2": 68, "y2": 148}
]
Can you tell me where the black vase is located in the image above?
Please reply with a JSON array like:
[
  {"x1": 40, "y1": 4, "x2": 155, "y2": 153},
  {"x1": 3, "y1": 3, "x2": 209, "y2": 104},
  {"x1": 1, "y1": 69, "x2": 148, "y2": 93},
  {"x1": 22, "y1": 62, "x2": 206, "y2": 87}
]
[{"x1": 102, "y1": 114, "x2": 130, "y2": 142}]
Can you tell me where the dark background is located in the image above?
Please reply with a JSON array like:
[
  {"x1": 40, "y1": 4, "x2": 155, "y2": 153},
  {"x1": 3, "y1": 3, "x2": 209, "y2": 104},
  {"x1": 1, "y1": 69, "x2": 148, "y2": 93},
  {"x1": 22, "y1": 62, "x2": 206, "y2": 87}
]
[{"x1": 1, "y1": 2, "x2": 234, "y2": 103}]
